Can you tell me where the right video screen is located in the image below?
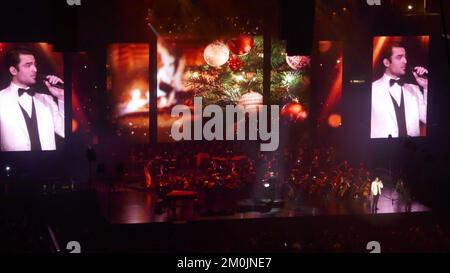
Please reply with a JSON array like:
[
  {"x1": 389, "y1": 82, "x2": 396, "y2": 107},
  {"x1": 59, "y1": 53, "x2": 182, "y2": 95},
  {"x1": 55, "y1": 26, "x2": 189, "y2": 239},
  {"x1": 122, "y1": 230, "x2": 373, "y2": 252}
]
[{"x1": 371, "y1": 36, "x2": 429, "y2": 139}]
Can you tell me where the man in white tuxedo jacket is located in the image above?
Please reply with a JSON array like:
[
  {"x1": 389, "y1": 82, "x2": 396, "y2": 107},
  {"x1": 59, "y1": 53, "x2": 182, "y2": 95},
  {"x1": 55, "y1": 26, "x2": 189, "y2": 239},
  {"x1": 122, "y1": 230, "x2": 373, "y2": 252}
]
[
  {"x1": 371, "y1": 42, "x2": 428, "y2": 138},
  {"x1": 0, "y1": 48, "x2": 64, "y2": 151},
  {"x1": 371, "y1": 177, "x2": 383, "y2": 213}
]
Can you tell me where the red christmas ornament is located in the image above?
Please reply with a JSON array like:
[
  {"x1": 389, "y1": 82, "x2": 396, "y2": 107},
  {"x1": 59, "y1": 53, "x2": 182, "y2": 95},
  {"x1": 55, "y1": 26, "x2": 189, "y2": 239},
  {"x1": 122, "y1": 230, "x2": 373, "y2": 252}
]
[
  {"x1": 286, "y1": 55, "x2": 311, "y2": 70},
  {"x1": 328, "y1": 114, "x2": 342, "y2": 128},
  {"x1": 227, "y1": 56, "x2": 244, "y2": 71},
  {"x1": 281, "y1": 101, "x2": 308, "y2": 122},
  {"x1": 227, "y1": 35, "x2": 254, "y2": 56}
]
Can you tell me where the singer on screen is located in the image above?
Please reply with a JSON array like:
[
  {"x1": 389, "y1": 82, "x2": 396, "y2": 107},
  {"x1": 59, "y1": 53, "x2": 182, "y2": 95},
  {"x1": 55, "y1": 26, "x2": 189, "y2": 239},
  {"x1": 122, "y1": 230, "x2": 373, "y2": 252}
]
[
  {"x1": 371, "y1": 41, "x2": 428, "y2": 138},
  {"x1": 0, "y1": 47, "x2": 64, "y2": 151}
]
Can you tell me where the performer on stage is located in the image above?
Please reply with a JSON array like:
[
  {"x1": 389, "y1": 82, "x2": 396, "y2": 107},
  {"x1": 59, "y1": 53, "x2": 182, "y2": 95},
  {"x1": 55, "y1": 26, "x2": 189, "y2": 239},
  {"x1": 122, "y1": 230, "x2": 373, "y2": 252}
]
[
  {"x1": 371, "y1": 177, "x2": 384, "y2": 213},
  {"x1": 395, "y1": 178, "x2": 412, "y2": 212}
]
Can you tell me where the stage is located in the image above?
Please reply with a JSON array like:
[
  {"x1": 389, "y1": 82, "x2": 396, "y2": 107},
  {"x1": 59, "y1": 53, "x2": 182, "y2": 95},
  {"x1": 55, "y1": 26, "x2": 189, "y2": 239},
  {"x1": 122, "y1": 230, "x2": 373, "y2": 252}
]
[{"x1": 96, "y1": 180, "x2": 430, "y2": 224}]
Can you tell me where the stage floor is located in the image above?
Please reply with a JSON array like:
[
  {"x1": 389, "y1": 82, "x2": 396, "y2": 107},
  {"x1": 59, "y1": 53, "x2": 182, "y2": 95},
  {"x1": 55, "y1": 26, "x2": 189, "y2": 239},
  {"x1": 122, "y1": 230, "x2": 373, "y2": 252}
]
[{"x1": 95, "y1": 181, "x2": 431, "y2": 224}]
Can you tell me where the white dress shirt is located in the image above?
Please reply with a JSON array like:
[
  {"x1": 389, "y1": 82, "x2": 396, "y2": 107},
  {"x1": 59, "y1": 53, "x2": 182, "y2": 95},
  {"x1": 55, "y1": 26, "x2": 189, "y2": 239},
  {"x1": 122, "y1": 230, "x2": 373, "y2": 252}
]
[{"x1": 385, "y1": 74, "x2": 403, "y2": 106}]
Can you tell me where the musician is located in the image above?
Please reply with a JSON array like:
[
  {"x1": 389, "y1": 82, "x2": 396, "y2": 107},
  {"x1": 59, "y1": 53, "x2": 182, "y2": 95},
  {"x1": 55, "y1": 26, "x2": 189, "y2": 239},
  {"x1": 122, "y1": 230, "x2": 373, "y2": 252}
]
[
  {"x1": 371, "y1": 177, "x2": 384, "y2": 213},
  {"x1": 395, "y1": 178, "x2": 412, "y2": 212},
  {"x1": 230, "y1": 161, "x2": 238, "y2": 177},
  {"x1": 338, "y1": 176, "x2": 351, "y2": 199}
]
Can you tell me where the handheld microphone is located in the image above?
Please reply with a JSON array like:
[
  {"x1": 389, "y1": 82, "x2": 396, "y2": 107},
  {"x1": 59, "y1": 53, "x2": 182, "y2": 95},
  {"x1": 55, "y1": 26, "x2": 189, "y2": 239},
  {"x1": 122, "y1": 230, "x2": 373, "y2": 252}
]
[
  {"x1": 38, "y1": 74, "x2": 65, "y2": 89},
  {"x1": 410, "y1": 67, "x2": 428, "y2": 79}
]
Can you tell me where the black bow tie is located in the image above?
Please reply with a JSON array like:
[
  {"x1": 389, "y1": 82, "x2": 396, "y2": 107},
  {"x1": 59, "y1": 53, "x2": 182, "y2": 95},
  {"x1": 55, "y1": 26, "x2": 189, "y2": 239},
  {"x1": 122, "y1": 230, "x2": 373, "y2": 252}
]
[
  {"x1": 389, "y1": 78, "x2": 405, "y2": 87},
  {"x1": 18, "y1": 87, "x2": 36, "y2": 97}
]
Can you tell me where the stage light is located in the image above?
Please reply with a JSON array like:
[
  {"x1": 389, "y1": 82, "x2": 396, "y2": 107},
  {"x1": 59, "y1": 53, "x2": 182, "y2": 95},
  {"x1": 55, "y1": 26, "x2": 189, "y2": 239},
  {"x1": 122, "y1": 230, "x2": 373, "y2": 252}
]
[
  {"x1": 264, "y1": 183, "x2": 270, "y2": 188},
  {"x1": 408, "y1": 5, "x2": 413, "y2": 10},
  {"x1": 5, "y1": 165, "x2": 12, "y2": 177},
  {"x1": 282, "y1": 73, "x2": 296, "y2": 86},
  {"x1": 328, "y1": 114, "x2": 342, "y2": 128}
]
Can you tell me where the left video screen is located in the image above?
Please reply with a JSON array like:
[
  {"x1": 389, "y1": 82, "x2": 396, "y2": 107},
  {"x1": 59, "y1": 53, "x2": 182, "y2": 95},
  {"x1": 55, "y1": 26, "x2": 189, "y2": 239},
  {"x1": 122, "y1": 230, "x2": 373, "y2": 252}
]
[{"x1": 0, "y1": 43, "x2": 65, "y2": 152}]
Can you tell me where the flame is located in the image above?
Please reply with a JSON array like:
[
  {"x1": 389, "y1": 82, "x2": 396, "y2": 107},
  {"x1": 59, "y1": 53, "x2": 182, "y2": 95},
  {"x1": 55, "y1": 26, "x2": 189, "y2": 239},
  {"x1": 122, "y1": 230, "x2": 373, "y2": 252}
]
[
  {"x1": 125, "y1": 88, "x2": 148, "y2": 112},
  {"x1": 157, "y1": 40, "x2": 186, "y2": 109}
]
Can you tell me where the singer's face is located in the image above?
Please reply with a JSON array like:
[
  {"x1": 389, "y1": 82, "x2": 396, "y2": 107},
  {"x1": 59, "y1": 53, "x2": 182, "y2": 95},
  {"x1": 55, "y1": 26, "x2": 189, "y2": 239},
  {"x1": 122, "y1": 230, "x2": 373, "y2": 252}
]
[
  {"x1": 13, "y1": 54, "x2": 37, "y2": 86},
  {"x1": 385, "y1": 47, "x2": 407, "y2": 77}
]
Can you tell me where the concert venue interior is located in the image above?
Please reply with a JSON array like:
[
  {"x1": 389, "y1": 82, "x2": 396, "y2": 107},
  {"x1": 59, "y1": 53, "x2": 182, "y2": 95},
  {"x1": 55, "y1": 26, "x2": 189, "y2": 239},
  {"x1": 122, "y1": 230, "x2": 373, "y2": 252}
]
[{"x1": 1, "y1": 0, "x2": 450, "y2": 254}]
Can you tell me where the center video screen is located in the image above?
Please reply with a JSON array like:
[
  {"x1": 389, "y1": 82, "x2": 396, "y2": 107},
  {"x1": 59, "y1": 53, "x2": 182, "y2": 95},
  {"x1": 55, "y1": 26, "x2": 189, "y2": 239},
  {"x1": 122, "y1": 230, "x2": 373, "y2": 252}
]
[
  {"x1": 0, "y1": 43, "x2": 65, "y2": 152},
  {"x1": 157, "y1": 35, "x2": 264, "y2": 143},
  {"x1": 371, "y1": 36, "x2": 429, "y2": 139}
]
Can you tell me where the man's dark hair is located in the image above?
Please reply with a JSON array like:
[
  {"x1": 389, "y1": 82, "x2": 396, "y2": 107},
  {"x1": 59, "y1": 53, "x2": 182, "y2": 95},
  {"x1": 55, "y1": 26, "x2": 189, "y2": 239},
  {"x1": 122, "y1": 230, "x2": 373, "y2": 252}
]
[
  {"x1": 380, "y1": 41, "x2": 405, "y2": 65},
  {"x1": 4, "y1": 47, "x2": 35, "y2": 73}
]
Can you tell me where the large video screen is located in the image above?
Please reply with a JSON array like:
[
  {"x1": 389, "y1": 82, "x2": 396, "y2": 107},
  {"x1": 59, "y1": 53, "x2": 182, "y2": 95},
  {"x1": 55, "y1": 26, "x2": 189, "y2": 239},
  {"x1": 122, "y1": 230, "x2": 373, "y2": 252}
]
[
  {"x1": 315, "y1": 41, "x2": 343, "y2": 131},
  {"x1": 157, "y1": 35, "x2": 264, "y2": 142},
  {"x1": 272, "y1": 39, "x2": 311, "y2": 116},
  {"x1": 107, "y1": 44, "x2": 150, "y2": 143},
  {"x1": 0, "y1": 43, "x2": 65, "y2": 152},
  {"x1": 371, "y1": 36, "x2": 429, "y2": 139}
]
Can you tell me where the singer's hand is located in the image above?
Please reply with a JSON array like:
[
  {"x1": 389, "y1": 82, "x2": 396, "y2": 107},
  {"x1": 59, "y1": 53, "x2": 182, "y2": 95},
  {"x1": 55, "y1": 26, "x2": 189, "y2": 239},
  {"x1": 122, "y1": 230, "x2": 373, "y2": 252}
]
[
  {"x1": 44, "y1": 75, "x2": 64, "y2": 100},
  {"x1": 413, "y1": 66, "x2": 428, "y2": 90}
]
